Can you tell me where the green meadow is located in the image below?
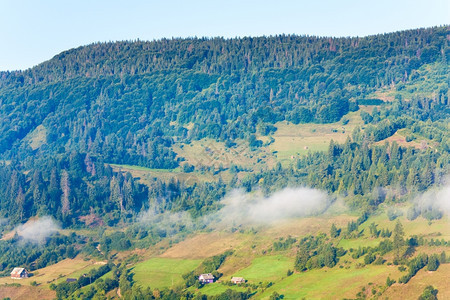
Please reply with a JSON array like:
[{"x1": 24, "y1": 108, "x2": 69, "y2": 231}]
[
  {"x1": 232, "y1": 255, "x2": 293, "y2": 283},
  {"x1": 259, "y1": 265, "x2": 400, "y2": 299},
  {"x1": 192, "y1": 283, "x2": 248, "y2": 296},
  {"x1": 132, "y1": 257, "x2": 202, "y2": 289}
]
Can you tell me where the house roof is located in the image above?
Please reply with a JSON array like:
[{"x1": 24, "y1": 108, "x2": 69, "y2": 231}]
[
  {"x1": 231, "y1": 277, "x2": 245, "y2": 282},
  {"x1": 199, "y1": 273, "x2": 214, "y2": 280},
  {"x1": 11, "y1": 268, "x2": 26, "y2": 275}
]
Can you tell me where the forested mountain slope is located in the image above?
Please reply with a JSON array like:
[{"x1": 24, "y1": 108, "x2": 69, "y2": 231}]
[
  {"x1": 0, "y1": 26, "x2": 448, "y2": 227},
  {"x1": 0, "y1": 26, "x2": 448, "y2": 162}
]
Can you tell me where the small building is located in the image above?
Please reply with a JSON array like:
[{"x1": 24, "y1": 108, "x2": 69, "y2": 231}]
[
  {"x1": 231, "y1": 277, "x2": 245, "y2": 284},
  {"x1": 66, "y1": 278, "x2": 77, "y2": 283},
  {"x1": 198, "y1": 273, "x2": 214, "y2": 284},
  {"x1": 10, "y1": 268, "x2": 29, "y2": 279}
]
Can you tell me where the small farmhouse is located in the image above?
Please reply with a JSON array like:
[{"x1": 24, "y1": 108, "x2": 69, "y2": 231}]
[
  {"x1": 10, "y1": 268, "x2": 29, "y2": 279},
  {"x1": 198, "y1": 273, "x2": 214, "y2": 284},
  {"x1": 66, "y1": 278, "x2": 77, "y2": 283},
  {"x1": 231, "y1": 276, "x2": 245, "y2": 284}
]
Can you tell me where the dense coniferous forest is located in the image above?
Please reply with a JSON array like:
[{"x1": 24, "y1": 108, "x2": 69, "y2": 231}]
[{"x1": 0, "y1": 25, "x2": 448, "y2": 228}]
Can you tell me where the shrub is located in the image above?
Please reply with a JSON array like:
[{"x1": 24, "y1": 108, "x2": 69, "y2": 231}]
[
  {"x1": 427, "y1": 254, "x2": 440, "y2": 271},
  {"x1": 364, "y1": 253, "x2": 376, "y2": 265},
  {"x1": 418, "y1": 285, "x2": 438, "y2": 300},
  {"x1": 386, "y1": 276, "x2": 396, "y2": 287}
]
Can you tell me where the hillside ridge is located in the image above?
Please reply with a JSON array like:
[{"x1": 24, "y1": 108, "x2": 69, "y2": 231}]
[{"x1": 0, "y1": 26, "x2": 447, "y2": 86}]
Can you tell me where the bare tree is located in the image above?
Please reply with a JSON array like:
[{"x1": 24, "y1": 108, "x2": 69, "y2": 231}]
[{"x1": 61, "y1": 170, "x2": 71, "y2": 216}]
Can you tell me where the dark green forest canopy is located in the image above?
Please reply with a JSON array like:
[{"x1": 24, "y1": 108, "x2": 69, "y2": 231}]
[
  {"x1": 0, "y1": 26, "x2": 448, "y2": 162},
  {"x1": 1, "y1": 26, "x2": 448, "y2": 86},
  {"x1": 0, "y1": 26, "x2": 448, "y2": 227}
]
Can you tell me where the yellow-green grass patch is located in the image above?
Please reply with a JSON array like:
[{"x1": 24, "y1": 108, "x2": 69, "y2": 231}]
[
  {"x1": 132, "y1": 257, "x2": 201, "y2": 289},
  {"x1": 0, "y1": 257, "x2": 100, "y2": 288},
  {"x1": 190, "y1": 283, "x2": 248, "y2": 296},
  {"x1": 268, "y1": 111, "x2": 363, "y2": 164},
  {"x1": 384, "y1": 263, "x2": 450, "y2": 299},
  {"x1": 109, "y1": 163, "x2": 215, "y2": 186},
  {"x1": 70, "y1": 270, "x2": 115, "y2": 297},
  {"x1": 0, "y1": 285, "x2": 55, "y2": 300},
  {"x1": 160, "y1": 231, "x2": 247, "y2": 259},
  {"x1": 25, "y1": 124, "x2": 47, "y2": 150},
  {"x1": 259, "y1": 264, "x2": 401, "y2": 299},
  {"x1": 367, "y1": 213, "x2": 450, "y2": 240},
  {"x1": 173, "y1": 138, "x2": 277, "y2": 170},
  {"x1": 261, "y1": 214, "x2": 357, "y2": 240},
  {"x1": 338, "y1": 238, "x2": 381, "y2": 250},
  {"x1": 232, "y1": 255, "x2": 293, "y2": 283}
]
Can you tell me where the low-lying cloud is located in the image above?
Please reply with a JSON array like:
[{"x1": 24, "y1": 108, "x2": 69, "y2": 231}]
[
  {"x1": 138, "y1": 187, "x2": 332, "y2": 232},
  {"x1": 215, "y1": 187, "x2": 331, "y2": 225},
  {"x1": 412, "y1": 183, "x2": 450, "y2": 216},
  {"x1": 139, "y1": 210, "x2": 195, "y2": 231},
  {"x1": 15, "y1": 216, "x2": 60, "y2": 243}
]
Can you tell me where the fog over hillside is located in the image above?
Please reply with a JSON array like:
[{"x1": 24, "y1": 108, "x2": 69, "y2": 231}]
[
  {"x1": 14, "y1": 216, "x2": 60, "y2": 243},
  {"x1": 138, "y1": 186, "x2": 332, "y2": 232},
  {"x1": 216, "y1": 187, "x2": 331, "y2": 225}
]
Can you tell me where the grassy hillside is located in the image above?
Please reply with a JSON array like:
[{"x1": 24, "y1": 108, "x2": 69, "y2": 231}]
[
  {"x1": 128, "y1": 211, "x2": 450, "y2": 299},
  {"x1": 0, "y1": 257, "x2": 104, "y2": 299},
  {"x1": 0, "y1": 26, "x2": 448, "y2": 299},
  {"x1": 0, "y1": 209, "x2": 448, "y2": 299},
  {"x1": 132, "y1": 258, "x2": 202, "y2": 289},
  {"x1": 132, "y1": 211, "x2": 448, "y2": 299},
  {"x1": 108, "y1": 110, "x2": 365, "y2": 186}
]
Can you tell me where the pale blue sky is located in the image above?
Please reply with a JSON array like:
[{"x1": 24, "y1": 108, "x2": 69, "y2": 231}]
[{"x1": 0, "y1": 0, "x2": 448, "y2": 71}]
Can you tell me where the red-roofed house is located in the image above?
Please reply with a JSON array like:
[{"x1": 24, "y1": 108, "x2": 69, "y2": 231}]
[{"x1": 10, "y1": 268, "x2": 29, "y2": 279}]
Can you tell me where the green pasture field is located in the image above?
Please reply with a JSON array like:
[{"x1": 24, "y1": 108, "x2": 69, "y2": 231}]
[
  {"x1": 259, "y1": 264, "x2": 401, "y2": 299},
  {"x1": 232, "y1": 255, "x2": 293, "y2": 283},
  {"x1": 132, "y1": 257, "x2": 202, "y2": 289},
  {"x1": 0, "y1": 257, "x2": 101, "y2": 288},
  {"x1": 191, "y1": 283, "x2": 248, "y2": 296},
  {"x1": 268, "y1": 110, "x2": 364, "y2": 164}
]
